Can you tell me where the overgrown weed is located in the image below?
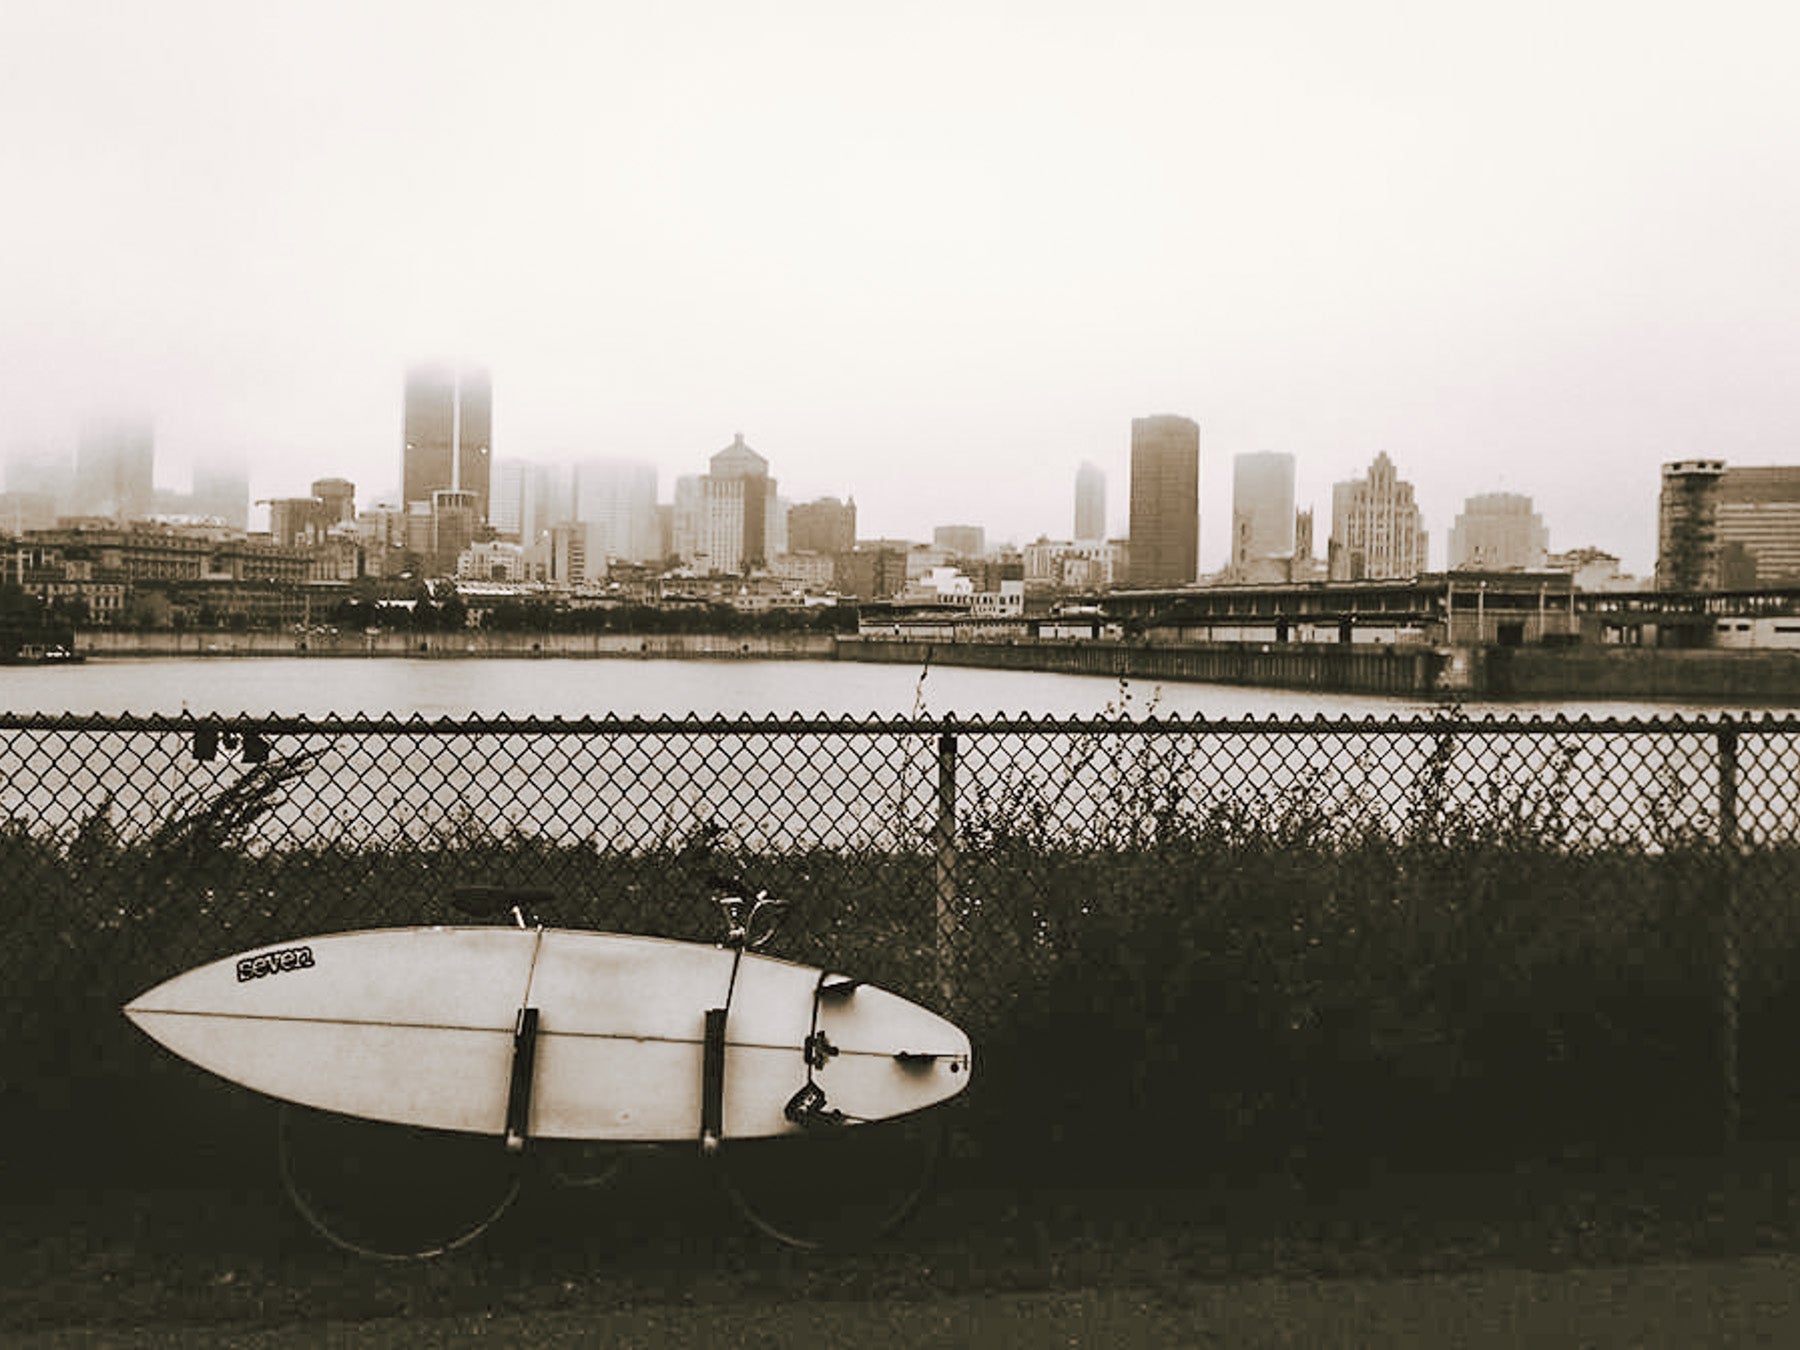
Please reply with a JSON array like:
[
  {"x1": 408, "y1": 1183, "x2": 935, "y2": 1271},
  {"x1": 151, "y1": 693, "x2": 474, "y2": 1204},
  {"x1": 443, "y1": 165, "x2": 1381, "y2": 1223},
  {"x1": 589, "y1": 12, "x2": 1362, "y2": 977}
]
[{"x1": 0, "y1": 720, "x2": 1786, "y2": 1193}]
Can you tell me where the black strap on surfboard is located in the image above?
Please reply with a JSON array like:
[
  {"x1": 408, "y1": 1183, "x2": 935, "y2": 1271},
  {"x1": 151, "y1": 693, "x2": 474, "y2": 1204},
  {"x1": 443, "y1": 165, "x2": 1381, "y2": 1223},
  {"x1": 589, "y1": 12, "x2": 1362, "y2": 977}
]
[
  {"x1": 504, "y1": 1006, "x2": 540, "y2": 1154},
  {"x1": 701, "y1": 1006, "x2": 728, "y2": 1154}
]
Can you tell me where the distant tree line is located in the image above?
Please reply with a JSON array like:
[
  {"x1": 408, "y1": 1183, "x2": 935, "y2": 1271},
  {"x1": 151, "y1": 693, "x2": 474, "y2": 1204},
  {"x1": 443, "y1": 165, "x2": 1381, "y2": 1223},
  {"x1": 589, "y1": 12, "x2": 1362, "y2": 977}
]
[
  {"x1": 59, "y1": 580, "x2": 864, "y2": 636},
  {"x1": 329, "y1": 596, "x2": 860, "y2": 636}
]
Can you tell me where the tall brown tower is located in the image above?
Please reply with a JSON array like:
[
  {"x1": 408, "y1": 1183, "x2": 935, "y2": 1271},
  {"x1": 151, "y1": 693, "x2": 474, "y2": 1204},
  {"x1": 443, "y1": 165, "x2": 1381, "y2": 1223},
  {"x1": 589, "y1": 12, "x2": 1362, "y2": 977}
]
[
  {"x1": 1128, "y1": 415, "x2": 1200, "y2": 586},
  {"x1": 402, "y1": 364, "x2": 492, "y2": 523}
]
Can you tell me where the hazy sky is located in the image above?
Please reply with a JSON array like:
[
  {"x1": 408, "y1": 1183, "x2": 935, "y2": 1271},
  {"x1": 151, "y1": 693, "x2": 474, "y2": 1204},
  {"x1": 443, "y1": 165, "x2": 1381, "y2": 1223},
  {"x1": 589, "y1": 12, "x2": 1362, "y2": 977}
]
[{"x1": 3, "y1": 0, "x2": 1797, "y2": 574}]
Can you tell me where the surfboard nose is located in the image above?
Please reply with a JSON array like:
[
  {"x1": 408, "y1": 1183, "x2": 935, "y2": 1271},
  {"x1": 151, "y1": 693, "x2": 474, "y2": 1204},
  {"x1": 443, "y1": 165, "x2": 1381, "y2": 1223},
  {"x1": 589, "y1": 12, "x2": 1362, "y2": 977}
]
[{"x1": 122, "y1": 973, "x2": 182, "y2": 1032}]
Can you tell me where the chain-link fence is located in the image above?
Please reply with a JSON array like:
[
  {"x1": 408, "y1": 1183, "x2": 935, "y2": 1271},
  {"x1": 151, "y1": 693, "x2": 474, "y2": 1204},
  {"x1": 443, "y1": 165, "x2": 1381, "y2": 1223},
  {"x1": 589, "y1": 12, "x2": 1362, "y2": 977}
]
[{"x1": 4, "y1": 712, "x2": 1799, "y2": 1186}]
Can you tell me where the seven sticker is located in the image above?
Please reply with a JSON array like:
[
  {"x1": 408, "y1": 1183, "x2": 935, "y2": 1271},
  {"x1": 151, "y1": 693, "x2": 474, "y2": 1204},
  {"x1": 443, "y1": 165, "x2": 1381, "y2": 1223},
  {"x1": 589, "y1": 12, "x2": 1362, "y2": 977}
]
[{"x1": 237, "y1": 947, "x2": 315, "y2": 982}]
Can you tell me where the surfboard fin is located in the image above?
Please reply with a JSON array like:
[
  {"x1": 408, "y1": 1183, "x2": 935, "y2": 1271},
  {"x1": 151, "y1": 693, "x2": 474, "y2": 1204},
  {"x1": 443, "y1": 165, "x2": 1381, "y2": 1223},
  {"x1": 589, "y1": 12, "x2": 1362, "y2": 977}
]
[{"x1": 819, "y1": 977, "x2": 861, "y2": 1000}]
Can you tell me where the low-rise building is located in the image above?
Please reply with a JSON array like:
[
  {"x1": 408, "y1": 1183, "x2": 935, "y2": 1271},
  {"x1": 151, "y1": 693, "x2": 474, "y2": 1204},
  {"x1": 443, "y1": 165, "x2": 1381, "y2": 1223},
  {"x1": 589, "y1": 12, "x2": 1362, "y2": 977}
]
[
  {"x1": 1023, "y1": 539, "x2": 1121, "y2": 590},
  {"x1": 770, "y1": 551, "x2": 837, "y2": 592},
  {"x1": 457, "y1": 540, "x2": 528, "y2": 583}
]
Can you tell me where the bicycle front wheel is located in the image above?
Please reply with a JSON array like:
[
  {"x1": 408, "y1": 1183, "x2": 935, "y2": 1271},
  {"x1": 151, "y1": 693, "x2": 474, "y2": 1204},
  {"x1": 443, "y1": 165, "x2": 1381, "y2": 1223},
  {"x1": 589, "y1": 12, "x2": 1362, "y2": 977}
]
[
  {"x1": 717, "y1": 1109, "x2": 947, "y2": 1251},
  {"x1": 278, "y1": 1103, "x2": 524, "y2": 1261}
]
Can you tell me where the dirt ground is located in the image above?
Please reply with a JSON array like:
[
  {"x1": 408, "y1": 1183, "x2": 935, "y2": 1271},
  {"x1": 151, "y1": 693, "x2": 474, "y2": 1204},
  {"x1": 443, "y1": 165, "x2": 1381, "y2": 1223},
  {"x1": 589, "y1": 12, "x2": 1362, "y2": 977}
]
[
  {"x1": 10, "y1": 1258, "x2": 1800, "y2": 1348},
  {"x1": 8, "y1": 1149, "x2": 1800, "y2": 1347}
]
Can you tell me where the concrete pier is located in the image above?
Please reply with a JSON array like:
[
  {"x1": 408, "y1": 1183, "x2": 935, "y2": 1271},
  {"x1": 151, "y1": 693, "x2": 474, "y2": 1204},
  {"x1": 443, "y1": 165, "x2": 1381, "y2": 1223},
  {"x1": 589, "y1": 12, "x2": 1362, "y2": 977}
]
[
  {"x1": 835, "y1": 638, "x2": 1453, "y2": 697},
  {"x1": 839, "y1": 637, "x2": 1800, "y2": 701}
]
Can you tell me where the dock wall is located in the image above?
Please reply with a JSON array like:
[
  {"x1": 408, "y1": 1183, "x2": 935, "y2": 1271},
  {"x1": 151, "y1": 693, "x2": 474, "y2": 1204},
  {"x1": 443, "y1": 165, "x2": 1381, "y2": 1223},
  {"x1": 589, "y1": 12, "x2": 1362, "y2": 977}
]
[
  {"x1": 835, "y1": 638, "x2": 1452, "y2": 697},
  {"x1": 1483, "y1": 645, "x2": 1800, "y2": 701},
  {"x1": 70, "y1": 630, "x2": 1800, "y2": 700}
]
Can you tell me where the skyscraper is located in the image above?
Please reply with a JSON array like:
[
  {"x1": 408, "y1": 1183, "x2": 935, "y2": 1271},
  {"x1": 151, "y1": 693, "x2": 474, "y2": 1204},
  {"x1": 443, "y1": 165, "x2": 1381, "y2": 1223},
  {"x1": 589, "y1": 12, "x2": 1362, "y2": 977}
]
[
  {"x1": 1713, "y1": 465, "x2": 1800, "y2": 586},
  {"x1": 1448, "y1": 493, "x2": 1548, "y2": 570},
  {"x1": 4, "y1": 445, "x2": 73, "y2": 519},
  {"x1": 1653, "y1": 460, "x2": 1800, "y2": 590},
  {"x1": 1328, "y1": 452, "x2": 1429, "y2": 581},
  {"x1": 311, "y1": 478, "x2": 356, "y2": 526},
  {"x1": 573, "y1": 458, "x2": 660, "y2": 565},
  {"x1": 491, "y1": 459, "x2": 530, "y2": 541},
  {"x1": 1231, "y1": 452, "x2": 1296, "y2": 576},
  {"x1": 430, "y1": 489, "x2": 479, "y2": 577},
  {"x1": 267, "y1": 497, "x2": 330, "y2": 549},
  {"x1": 402, "y1": 364, "x2": 492, "y2": 523},
  {"x1": 673, "y1": 434, "x2": 778, "y2": 574},
  {"x1": 1075, "y1": 462, "x2": 1106, "y2": 541},
  {"x1": 74, "y1": 417, "x2": 154, "y2": 520},
  {"x1": 1127, "y1": 415, "x2": 1199, "y2": 587},
  {"x1": 934, "y1": 525, "x2": 986, "y2": 558},
  {"x1": 191, "y1": 459, "x2": 249, "y2": 530},
  {"x1": 788, "y1": 497, "x2": 857, "y2": 555},
  {"x1": 1655, "y1": 460, "x2": 1726, "y2": 591}
]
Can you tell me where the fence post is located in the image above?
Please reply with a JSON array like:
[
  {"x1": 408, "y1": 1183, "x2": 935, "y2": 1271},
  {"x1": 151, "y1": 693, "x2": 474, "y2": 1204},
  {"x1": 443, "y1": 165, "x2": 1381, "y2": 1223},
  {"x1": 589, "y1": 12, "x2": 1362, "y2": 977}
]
[
  {"x1": 934, "y1": 727, "x2": 959, "y2": 1010},
  {"x1": 1718, "y1": 725, "x2": 1741, "y2": 1149}
]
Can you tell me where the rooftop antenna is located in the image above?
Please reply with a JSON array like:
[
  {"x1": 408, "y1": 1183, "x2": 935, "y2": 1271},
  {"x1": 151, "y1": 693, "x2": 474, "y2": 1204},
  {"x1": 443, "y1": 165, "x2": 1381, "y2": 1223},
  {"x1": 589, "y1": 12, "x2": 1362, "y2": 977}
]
[{"x1": 451, "y1": 367, "x2": 462, "y2": 493}]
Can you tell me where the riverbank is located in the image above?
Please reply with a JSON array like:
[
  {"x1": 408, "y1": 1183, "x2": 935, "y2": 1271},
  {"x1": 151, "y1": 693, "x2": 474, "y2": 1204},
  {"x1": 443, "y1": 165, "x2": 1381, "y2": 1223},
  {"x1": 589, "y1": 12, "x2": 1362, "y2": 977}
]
[
  {"x1": 65, "y1": 629, "x2": 1800, "y2": 701},
  {"x1": 1481, "y1": 643, "x2": 1800, "y2": 700},
  {"x1": 842, "y1": 637, "x2": 1800, "y2": 701},
  {"x1": 840, "y1": 636, "x2": 1450, "y2": 696}
]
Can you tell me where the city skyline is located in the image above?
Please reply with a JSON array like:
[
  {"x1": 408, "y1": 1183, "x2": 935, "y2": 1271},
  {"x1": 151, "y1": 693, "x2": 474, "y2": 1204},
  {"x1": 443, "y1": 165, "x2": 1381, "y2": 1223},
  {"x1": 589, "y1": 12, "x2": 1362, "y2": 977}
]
[
  {"x1": 10, "y1": 399, "x2": 1784, "y2": 586},
  {"x1": 3, "y1": 362, "x2": 1772, "y2": 580},
  {"x1": 4, "y1": 3, "x2": 1797, "y2": 578},
  {"x1": 5, "y1": 380, "x2": 1782, "y2": 579},
  {"x1": 19, "y1": 407, "x2": 1800, "y2": 593}
]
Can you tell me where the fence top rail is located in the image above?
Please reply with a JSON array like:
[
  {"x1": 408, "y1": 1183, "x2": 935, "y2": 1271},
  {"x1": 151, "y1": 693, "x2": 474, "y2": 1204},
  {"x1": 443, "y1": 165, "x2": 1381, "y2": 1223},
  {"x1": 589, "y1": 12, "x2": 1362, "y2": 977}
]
[{"x1": 3, "y1": 710, "x2": 1800, "y2": 737}]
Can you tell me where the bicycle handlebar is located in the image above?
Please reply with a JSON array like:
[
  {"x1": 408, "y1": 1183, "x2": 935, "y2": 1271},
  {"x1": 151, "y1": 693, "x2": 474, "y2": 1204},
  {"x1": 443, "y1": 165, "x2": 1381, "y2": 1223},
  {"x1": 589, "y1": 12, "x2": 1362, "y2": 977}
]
[{"x1": 717, "y1": 893, "x2": 786, "y2": 950}]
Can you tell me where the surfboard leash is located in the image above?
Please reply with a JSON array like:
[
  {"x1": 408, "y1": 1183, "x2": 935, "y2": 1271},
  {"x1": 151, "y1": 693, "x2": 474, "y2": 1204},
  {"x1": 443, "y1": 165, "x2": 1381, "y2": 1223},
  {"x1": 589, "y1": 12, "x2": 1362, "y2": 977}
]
[{"x1": 784, "y1": 971, "x2": 866, "y2": 1129}]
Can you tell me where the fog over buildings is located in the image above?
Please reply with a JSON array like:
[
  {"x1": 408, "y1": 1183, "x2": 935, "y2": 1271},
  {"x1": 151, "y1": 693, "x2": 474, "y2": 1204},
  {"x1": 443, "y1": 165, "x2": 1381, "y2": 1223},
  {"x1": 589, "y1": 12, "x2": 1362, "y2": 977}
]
[
  {"x1": 1074, "y1": 463, "x2": 1106, "y2": 543},
  {"x1": 3, "y1": 4, "x2": 1799, "y2": 577},
  {"x1": 1231, "y1": 453, "x2": 1296, "y2": 579},
  {"x1": 21, "y1": 359, "x2": 1800, "y2": 607},
  {"x1": 1449, "y1": 494, "x2": 1550, "y2": 572},
  {"x1": 401, "y1": 365, "x2": 492, "y2": 524}
]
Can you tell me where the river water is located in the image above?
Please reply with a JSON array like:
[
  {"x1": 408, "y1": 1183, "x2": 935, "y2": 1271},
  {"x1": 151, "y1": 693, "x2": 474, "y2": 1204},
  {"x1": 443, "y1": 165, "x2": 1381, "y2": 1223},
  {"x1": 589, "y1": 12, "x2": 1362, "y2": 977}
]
[
  {"x1": 4, "y1": 654, "x2": 1791, "y2": 721},
  {"x1": 5, "y1": 656, "x2": 1794, "y2": 854}
]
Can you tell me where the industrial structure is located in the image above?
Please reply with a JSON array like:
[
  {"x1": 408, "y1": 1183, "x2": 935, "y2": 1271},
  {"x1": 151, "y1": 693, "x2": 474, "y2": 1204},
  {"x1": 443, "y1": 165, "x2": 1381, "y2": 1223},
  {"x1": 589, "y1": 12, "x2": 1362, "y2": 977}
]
[{"x1": 1656, "y1": 459, "x2": 1726, "y2": 591}]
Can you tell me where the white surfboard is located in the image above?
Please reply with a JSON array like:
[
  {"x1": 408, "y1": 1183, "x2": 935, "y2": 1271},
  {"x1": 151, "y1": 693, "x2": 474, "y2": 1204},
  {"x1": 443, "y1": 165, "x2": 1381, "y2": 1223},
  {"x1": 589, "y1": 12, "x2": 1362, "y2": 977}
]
[{"x1": 123, "y1": 927, "x2": 973, "y2": 1142}]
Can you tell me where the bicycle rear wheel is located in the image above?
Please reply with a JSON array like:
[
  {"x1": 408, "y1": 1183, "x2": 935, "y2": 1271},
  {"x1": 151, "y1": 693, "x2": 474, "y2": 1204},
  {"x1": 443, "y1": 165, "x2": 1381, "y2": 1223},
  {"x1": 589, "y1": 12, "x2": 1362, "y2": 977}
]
[
  {"x1": 717, "y1": 1109, "x2": 947, "y2": 1250},
  {"x1": 278, "y1": 1103, "x2": 524, "y2": 1260}
]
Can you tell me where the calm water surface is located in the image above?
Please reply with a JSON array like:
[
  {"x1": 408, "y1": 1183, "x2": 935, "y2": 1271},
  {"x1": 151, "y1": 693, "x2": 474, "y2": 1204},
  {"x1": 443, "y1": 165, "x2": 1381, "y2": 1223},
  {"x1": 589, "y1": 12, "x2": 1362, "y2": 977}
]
[
  {"x1": 4, "y1": 657, "x2": 1793, "y2": 852},
  {"x1": 2, "y1": 655, "x2": 1791, "y2": 720}
]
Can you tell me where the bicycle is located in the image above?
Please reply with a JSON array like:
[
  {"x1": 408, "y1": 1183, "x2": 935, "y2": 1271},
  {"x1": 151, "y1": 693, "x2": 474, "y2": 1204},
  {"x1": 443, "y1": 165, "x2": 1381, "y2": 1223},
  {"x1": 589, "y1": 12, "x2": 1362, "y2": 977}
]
[{"x1": 128, "y1": 885, "x2": 972, "y2": 1260}]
